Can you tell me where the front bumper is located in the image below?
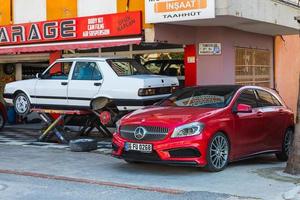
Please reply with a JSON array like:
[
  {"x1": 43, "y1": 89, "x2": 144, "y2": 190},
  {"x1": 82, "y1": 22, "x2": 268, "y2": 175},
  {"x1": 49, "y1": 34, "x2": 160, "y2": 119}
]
[
  {"x1": 112, "y1": 133, "x2": 209, "y2": 167},
  {"x1": 3, "y1": 93, "x2": 13, "y2": 105}
]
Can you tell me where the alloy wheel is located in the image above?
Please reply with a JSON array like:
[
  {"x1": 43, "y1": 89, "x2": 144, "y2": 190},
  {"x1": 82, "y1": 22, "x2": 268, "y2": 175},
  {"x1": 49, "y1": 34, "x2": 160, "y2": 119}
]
[
  {"x1": 209, "y1": 135, "x2": 229, "y2": 170},
  {"x1": 284, "y1": 129, "x2": 293, "y2": 155},
  {"x1": 15, "y1": 95, "x2": 29, "y2": 114}
]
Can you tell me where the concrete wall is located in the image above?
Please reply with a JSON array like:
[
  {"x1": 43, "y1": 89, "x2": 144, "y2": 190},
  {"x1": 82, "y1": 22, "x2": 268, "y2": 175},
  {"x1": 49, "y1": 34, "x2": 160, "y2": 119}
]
[
  {"x1": 154, "y1": 25, "x2": 274, "y2": 86},
  {"x1": 196, "y1": 27, "x2": 274, "y2": 85},
  {"x1": 275, "y1": 35, "x2": 300, "y2": 117}
]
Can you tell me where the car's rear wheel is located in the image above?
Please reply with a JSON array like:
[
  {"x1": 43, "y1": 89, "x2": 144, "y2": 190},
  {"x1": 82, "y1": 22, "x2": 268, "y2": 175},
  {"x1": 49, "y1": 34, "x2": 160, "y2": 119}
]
[
  {"x1": 206, "y1": 133, "x2": 230, "y2": 172},
  {"x1": 14, "y1": 92, "x2": 31, "y2": 115},
  {"x1": 276, "y1": 128, "x2": 293, "y2": 161}
]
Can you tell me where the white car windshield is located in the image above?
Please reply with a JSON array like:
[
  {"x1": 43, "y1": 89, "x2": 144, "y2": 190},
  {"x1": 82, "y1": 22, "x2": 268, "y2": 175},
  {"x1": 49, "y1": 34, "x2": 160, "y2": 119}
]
[{"x1": 108, "y1": 59, "x2": 152, "y2": 76}]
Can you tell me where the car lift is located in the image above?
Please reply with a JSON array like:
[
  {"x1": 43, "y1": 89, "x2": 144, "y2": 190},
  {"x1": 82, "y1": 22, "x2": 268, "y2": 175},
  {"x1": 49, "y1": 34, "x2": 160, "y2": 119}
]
[{"x1": 32, "y1": 108, "x2": 112, "y2": 144}]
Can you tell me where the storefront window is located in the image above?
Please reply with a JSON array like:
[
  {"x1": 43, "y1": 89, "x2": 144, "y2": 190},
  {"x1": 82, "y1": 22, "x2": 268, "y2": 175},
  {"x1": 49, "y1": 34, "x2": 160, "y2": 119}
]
[{"x1": 235, "y1": 48, "x2": 271, "y2": 87}]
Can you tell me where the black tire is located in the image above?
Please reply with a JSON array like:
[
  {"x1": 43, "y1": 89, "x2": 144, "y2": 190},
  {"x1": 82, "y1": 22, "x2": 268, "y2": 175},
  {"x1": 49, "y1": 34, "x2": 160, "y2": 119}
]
[
  {"x1": 0, "y1": 112, "x2": 5, "y2": 131},
  {"x1": 205, "y1": 132, "x2": 230, "y2": 172},
  {"x1": 13, "y1": 92, "x2": 31, "y2": 115},
  {"x1": 69, "y1": 139, "x2": 98, "y2": 152},
  {"x1": 276, "y1": 128, "x2": 293, "y2": 161}
]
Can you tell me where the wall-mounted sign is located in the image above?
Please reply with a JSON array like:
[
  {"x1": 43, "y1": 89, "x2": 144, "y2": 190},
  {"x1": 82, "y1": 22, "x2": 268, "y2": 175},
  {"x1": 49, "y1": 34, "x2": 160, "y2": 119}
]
[
  {"x1": 0, "y1": 11, "x2": 142, "y2": 46},
  {"x1": 145, "y1": 0, "x2": 215, "y2": 23},
  {"x1": 199, "y1": 43, "x2": 221, "y2": 55}
]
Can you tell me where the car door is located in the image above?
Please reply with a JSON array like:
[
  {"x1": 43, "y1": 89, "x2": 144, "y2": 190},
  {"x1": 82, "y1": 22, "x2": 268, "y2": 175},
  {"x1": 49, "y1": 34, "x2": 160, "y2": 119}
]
[
  {"x1": 255, "y1": 89, "x2": 285, "y2": 150},
  {"x1": 34, "y1": 61, "x2": 73, "y2": 107},
  {"x1": 233, "y1": 89, "x2": 265, "y2": 156},
  {"x1": 67, "y1": 61, "x2": 103, "y2": 107}
]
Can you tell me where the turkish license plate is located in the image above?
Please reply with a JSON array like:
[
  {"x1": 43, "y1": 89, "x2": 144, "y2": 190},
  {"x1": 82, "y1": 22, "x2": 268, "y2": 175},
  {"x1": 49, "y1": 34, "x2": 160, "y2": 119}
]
[{"x1": 124, "y1": 142, "x2": 152, "y2": 153}]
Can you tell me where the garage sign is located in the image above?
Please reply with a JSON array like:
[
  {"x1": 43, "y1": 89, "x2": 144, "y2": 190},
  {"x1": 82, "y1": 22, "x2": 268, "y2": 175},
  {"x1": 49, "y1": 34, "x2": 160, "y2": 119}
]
[
  {"x1": 0, "y1": 11, "x2": 142, "y2": 46},
  {"x1": 145, "y1": 0, "x2": 215, "y2": 23}
]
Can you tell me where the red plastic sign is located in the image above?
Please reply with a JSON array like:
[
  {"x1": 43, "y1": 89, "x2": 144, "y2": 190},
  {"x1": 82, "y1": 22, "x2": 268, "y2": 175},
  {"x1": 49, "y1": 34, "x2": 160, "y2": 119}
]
[{"x1": 0, "y1": 11, "x2": 142, "y2": 46}]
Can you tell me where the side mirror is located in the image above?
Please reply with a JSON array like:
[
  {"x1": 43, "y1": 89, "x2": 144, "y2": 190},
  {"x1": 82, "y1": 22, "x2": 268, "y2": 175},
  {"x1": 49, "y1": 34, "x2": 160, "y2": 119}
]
[
  {"x1": 234, "y1": 104, "x2": 252, "y2": 113},
  {"x1": 36, "y1": 73, "x2": 42, "y2": 79}
]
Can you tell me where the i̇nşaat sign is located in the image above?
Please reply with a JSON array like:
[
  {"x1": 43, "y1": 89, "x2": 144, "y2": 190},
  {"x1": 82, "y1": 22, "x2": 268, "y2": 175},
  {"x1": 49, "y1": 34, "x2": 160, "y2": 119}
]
[
  {"x1": 145, "y1": 0, "x2": 215, "y2": 23},
  {"x1": 0, "y1": 11, "x2": 142, "y2": 46}
]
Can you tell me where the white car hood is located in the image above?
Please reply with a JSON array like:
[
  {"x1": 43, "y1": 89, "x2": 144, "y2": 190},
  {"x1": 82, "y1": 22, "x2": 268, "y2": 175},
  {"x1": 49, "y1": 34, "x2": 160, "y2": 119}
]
[{"x1": 5, "y1": 79, "x2": 37, "y2": 93}]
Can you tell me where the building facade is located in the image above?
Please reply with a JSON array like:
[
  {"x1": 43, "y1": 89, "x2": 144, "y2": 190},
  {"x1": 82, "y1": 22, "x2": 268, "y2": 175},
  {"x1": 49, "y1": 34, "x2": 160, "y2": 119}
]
[{"x1": 0, "y1": 0, "x2": 299, "y2": 114}]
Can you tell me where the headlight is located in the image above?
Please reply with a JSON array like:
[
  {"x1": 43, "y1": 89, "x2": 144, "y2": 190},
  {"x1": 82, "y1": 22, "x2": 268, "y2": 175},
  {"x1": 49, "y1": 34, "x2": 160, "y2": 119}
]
[{"x1": 171, "y1": 122, "x2": 204, "y2": 138}]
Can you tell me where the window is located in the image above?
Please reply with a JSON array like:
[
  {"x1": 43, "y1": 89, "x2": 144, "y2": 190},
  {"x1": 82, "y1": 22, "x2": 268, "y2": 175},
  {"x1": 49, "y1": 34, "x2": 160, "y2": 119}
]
[
  {"x1": 144, "y1": 62, "x2": 162, "y2": 74},
  {"x1": 235, "y1": 48, "x2": 271, "y2": 87},
  {"x1": 159, "y1": 86, "x2": 237, "y2": 108},
  {"x1": 236, "y1": 89, "x2": 258, "y2": 108},
  {"x1": 256, "y1": 90, "x2": 280, "y2": 107},
  {"x1": 108, "y1": 59, "x2": 151, "y2": 76},
  {"x1": 42, "y1": 62, "x2": 72, "y2": 80},
  {"x1": 72, "y1": 62, "x2": 102, "y2": 80},
  {"x1": 164, "y1": 64, "x2": 184, "y2": 76}
]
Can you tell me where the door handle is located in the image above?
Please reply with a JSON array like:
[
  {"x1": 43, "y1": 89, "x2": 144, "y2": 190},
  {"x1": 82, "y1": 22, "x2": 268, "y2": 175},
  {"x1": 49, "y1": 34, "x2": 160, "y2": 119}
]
[
  {"x1": 61, "y1": 82, "x2": 68, "y2": 86},
  {"x1": 257, "y1": 111, "x2": 263, "y2": 117},
  {"x1": 94, "y1": 82, "x2": 101, "y2": 86}
]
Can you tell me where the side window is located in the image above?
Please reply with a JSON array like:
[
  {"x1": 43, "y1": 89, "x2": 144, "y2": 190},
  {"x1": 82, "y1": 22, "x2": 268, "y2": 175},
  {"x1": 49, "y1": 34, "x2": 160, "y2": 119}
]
[
  {"x1": 42, "y1": 62, "x2": 72, "y2": 80},
  {"x1": 236, "y1": 89, "x2": 258, "y2": 108},
  {"x1": 256, "y1": 90, "x2": 277, "y2": 107},
  {"x1": 72, "y1": 62, "x2": 102, "y2": 80},
  {"x1": 271, "y1": 95, "x2": 282, "y2": 106}
]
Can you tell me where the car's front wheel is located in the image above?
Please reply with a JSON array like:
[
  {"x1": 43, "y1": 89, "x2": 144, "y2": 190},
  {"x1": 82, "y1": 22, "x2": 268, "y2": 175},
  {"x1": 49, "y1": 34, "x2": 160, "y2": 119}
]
[
  {"x1": 276, "y1": 128, "x2": 293, "y2": 161},
  {"x1": 13, "y1": 92, "x2": 31, "y2": 115},
  {"x1": 206, "y1": 132, "x2": 230, "y2": 172}
]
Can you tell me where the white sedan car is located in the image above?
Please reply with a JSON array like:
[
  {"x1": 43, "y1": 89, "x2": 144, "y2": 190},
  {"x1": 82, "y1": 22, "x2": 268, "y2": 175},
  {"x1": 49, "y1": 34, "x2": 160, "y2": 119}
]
[{"x1": 4, "y1": 57, "x2": 179, "y2": 119}]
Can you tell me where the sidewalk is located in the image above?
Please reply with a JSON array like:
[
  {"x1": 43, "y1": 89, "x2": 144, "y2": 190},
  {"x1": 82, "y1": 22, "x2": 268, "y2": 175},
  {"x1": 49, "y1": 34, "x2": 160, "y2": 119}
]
[{"x1": 0, "y1": 144, "x2": 298, "y2": 200}]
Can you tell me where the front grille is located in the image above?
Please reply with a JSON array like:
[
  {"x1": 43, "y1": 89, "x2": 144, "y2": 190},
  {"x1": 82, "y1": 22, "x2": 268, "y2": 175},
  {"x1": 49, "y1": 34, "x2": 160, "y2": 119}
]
[
  {"x1": 168, "y1": 148, "x2": 201, "y2": 158},
  {"x1": 122, "y1": 151, "x2": 161, "y2": 162},
  {"x1": 120, "y1": 125, "x2": 169, "y2": 141}
]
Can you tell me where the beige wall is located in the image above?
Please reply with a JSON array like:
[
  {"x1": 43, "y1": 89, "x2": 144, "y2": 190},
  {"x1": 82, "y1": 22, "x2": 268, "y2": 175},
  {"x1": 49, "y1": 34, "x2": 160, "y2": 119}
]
[{"x1": 275, "y1": 35, "x2": 300, "y2": 119}]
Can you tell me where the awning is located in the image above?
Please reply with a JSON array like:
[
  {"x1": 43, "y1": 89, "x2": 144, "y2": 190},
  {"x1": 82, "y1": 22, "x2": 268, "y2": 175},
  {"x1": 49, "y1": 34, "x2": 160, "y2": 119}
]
[{"x1": 0, "y1": 37, "x2": 142, "y2": 54}]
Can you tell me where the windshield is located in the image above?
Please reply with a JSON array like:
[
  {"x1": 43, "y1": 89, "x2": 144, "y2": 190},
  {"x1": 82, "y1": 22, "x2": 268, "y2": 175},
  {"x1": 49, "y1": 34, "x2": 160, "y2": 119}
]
[
  {"x1": 159, "y1": 86, "x2": 238, "y2": 108},
  {"x1": 108, "y1": 59, "x2": 152, "y2": 76}
]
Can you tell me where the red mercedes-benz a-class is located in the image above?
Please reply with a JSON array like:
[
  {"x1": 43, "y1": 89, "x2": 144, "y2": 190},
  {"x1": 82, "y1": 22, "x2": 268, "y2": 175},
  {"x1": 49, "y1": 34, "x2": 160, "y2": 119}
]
[{"x1": 112, "y1": 85, "x2": 294, "y2": 172}]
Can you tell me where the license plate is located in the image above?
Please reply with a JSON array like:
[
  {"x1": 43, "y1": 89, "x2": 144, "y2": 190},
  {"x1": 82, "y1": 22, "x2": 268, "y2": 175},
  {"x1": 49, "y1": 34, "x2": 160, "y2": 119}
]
[{"x1": 124, "y1": 142, "x2": 152, "y2": 153}]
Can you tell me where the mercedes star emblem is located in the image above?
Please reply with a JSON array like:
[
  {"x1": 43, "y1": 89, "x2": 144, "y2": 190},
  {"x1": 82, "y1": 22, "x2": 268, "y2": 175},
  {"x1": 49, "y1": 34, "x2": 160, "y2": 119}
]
[{"x1": 134, "y1": 127, "x2": 147, "y2": 140}]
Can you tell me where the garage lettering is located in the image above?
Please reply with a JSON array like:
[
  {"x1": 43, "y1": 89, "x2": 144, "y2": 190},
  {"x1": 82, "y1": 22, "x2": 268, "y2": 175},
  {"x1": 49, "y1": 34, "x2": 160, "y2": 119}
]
[
  {"x1": 0, "y1": 27, "x2": 9, "y2": 42},
  {"x1": 0, "y1": 19, "x2": 77, "y2": 44}
]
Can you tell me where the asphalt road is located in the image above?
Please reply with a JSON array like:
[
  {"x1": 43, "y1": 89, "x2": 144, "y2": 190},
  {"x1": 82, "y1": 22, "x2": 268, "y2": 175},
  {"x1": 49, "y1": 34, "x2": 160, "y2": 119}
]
[
  {"x1": 0, "y1": 173, "x2": 232, "y2": 200},
  {"x1": 0, "y1": 144, "x2": 295, "y2": 200}
]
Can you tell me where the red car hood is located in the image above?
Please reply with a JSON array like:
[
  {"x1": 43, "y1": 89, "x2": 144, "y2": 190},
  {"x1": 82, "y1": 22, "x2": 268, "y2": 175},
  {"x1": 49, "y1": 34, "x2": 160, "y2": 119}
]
[{"x1": 121, "y1": 106, "x2": 223, "y2": 129}]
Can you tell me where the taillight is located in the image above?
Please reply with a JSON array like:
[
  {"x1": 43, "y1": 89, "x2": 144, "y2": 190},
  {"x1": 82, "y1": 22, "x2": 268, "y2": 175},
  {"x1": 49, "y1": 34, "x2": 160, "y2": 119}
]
[
  {"x1": 138, "y1": 86, "x2": 178, "y2": 96},
  {"x1": 138, "y1": 88, "x2": 156, "y2": 96}
]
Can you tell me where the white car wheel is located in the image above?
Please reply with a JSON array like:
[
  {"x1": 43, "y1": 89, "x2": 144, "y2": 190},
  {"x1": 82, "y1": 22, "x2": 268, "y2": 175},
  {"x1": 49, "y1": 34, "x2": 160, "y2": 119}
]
[{"x1": 14, "y1": 93, "x2": 30, "y2": 115}]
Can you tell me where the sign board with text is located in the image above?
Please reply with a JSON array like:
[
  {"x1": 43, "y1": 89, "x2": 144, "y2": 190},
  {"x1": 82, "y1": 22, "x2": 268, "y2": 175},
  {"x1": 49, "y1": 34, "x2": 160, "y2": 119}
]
[
  {"x1": 0, "y1": 12, "x2": 142, "y2": 46},
  {"x1": 145, "y1": 0, "x2": 215, "y2": 23},
  {"x1": 199, "y1": 43, "x2": 221, "y2": 55}
]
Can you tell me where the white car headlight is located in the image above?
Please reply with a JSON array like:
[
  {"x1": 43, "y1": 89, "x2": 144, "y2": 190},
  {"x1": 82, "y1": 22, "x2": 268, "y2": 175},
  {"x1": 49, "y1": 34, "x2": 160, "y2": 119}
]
[{"x1": 171, "y1": 122, "x2": 204, "y2": 138}]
